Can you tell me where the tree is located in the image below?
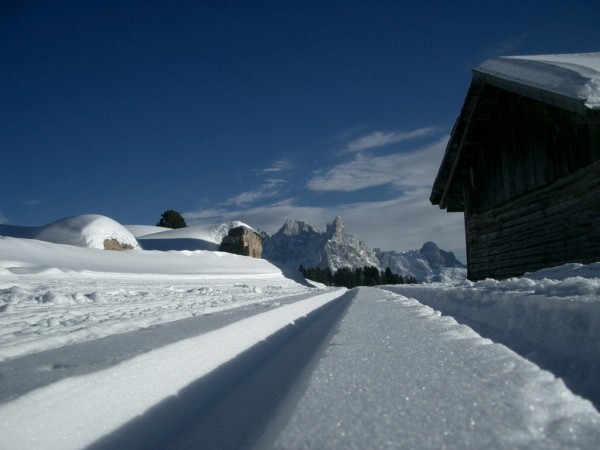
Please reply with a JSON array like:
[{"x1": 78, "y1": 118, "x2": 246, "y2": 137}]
[{"x1": 157, "y1": 209, "x2": 187, "y2": 229}]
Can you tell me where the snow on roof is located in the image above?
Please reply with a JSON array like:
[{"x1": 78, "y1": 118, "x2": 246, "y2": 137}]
[{"x1": 474, "y1": 52, "x2": 600, "y2": 111}]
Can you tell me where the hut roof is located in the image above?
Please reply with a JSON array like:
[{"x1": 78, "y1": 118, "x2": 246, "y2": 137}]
[
  {"x1": 431, "y1": 52, "x2": 600, "y2": 211},
  {"x1": 474, "y1": 53, "x2": 600, "y2": 113}
]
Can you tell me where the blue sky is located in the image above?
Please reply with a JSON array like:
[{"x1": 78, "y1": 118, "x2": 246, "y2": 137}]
[{"x1": 2, "y1": 1, "x2": 600, "y2": 260}]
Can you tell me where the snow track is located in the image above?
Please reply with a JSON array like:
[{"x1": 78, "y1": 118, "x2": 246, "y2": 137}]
[
  {"x1": 0, "y1": 286, "x2": 599, "y2": 449},
  {"x1": 92, "y1": 289, "x2": 353, "y2": 449},
  {"x1": 0, "y1": 290, "x2": 333, "y2": 404},
  {"x1": 0, "y1": 288, "x2": 349, "y2": 450},
  {"x1": 268, "y1": 287, "x2": 600, "y2": 449}
]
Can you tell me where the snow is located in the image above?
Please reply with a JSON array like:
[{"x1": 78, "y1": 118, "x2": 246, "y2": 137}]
[
  {"x1": 0, "y1": 215, "x2": 141, "y2": 250},
  {"x1": 0, "y1": 214, "x2": 600, "y2": 448},
  {"x1": 128, "y1": 220, "x2": 255, "y2": 251},
  {"x1": 384, "y1": 267, "x2": 600, "y2": 410},
  {"x1": 476, "y1": 52, "x2": 600, "y2": 109},
  {"x1": 265, "y1": 288, "x2": 600, "y2": 449},
  {"x1": 0, "y1": 235, "x2": 279, "y2": 275},
  {"x1": 0, "y1": 289, "x2": 345, "y2": 450}
]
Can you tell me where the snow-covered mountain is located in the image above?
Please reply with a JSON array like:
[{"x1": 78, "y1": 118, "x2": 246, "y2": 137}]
[
  {"x1": 263, "y1": 217, "x2": 465, "y2": 282},
  {"x1": 263, "y1": 217, "x2": 380, "y2": 271},
  {"x1": 375, "y1": 242, "x2": 466, "y2": 283}
]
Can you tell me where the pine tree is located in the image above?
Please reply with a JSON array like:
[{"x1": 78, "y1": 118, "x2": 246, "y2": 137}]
[{"x1": 157, "y1": 210, "x2": 188, "y2": 229}]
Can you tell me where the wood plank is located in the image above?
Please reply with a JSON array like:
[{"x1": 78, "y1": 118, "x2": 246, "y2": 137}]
[{"x1": 465, "y1": 159, "x2": 600, "y2": 279}]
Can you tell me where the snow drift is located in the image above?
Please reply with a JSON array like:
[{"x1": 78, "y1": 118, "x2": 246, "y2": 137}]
[{"x1": 0, "y1": 215, "x2": 140, "y2": 250}]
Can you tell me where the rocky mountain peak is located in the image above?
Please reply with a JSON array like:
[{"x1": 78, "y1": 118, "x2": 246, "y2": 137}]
[
  {"x1": 263, "y1": 216, "x2": 378, "y2": 271},
  {"x1": 326, "y1": 216, "x2": 345, "y2": 238},
  {"x1": 420, "y1": 241, "x2": 439, "y2": 253},
  {"x1": 263, "y1": 217, "x2": 466, "y2": 283},
  {"x1": 280, "y1": 219, "x2": 315, "y2": 236},
  {"x1": 419, "y1": 240, "x2": 464, "y2": 269}
]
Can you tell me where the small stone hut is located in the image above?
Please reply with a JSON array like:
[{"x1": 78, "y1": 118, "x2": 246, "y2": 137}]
[
  {"x1": 431, "y1": 52, "x2": 600, "y2": 280},
  {"x1": 219, "y1": 226, "x2": 263, "y2": 258}
]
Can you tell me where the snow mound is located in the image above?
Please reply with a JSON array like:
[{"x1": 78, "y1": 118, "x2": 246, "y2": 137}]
[
  {"x1": 34, "y1": 215, "x2": 140, "y2": 250},
  {"x1": 128, "y1": 221, "x2": 255, "y2": 251},
  {"x1": 131, "y1": 225, "x2": 218, "y2": 242},
  {"x1": 125, "y1": 225, "x2": 170, "y2": 237}
]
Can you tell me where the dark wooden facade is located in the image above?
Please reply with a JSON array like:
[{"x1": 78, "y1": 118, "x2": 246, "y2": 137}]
[{"x1": 431, "y1": 56, "x2": 600, "y2": 280}]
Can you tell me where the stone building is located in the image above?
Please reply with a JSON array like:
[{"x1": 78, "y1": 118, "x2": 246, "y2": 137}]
[{"x1": 219, "y1": 226, "x2": 263, "y2": 258}]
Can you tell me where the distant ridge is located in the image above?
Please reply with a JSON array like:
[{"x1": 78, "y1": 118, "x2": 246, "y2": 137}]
[{"x1": 263, "y1": 217, "x2": 466, "y2": 283}]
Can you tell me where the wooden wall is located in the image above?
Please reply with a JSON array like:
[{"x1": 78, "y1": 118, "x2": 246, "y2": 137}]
[
  {"x1": 462, "y1": 87, "x2": 600, "y2": 280},
  {"x1": 464, "y1": 87, "x2": 600, "y2": 217},
  {"x1": 466, "y1": 159, "x2": 600, "y2": 279}
]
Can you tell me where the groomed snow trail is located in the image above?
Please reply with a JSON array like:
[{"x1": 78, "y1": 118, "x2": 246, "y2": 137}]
[
  {"x1": 264, "y1": 287, "x2": 600, "y2": 449},
  {"x1": 1, "y1": 285, "x2": 599, "y2": 449},
  {"x1": 0, "y1": 288, "x2": 348, "y2": 450}
]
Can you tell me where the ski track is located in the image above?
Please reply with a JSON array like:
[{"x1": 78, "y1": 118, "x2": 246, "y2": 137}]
[
  {"x1": 0, "y1": 288, "x2": 348, "y2": 450},
  {"x1": 0, "y1": 272, "x2": 312, "y2": 362},
  {"x1": 1, "y1": 272, "x2": 600, "y2": 448},
  {"x1": 267, "y1": 287, "x2": 600, "y2": 449}
]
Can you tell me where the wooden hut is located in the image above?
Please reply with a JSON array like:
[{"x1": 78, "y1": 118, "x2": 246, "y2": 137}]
[{"x1": 431, "y1": 53, "x2": 600, "y2": 280}]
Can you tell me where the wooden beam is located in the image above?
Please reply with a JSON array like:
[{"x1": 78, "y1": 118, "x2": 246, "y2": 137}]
[{"x1": 439, "y1": 82, "x2": 486, "y2": 209}]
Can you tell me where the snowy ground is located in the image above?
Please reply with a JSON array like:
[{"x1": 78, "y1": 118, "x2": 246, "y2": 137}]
[
  {"x1": 0, "y1": 267, "x2": 311, "y2": 362},
  {"x1": 1, "y1": 217, "x2": 600, "y2": 448}
]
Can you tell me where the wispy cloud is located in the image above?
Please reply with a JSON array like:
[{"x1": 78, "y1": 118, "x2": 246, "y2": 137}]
[
  {"x1": 186, "y1": 199, "x2": 325, "y2": 231},
  {"x1": 24, "y1": 199, "x2": 43, "y2": 206},
  {"x1": 308, "y1": 136, "x2": 447, "y2": 192},
  {"x1": 0, "y1": 212, "x2": 7, "y2": 224},
  {"x1": 183, "y1": 133, "x2": 465, "y2": 258},
  {"x1": 228, "y1": 179, "x2": 285, "y2": 206},
  {"x1": 257, "y1": 159, "x2": 294, "y2": 174},
  {"x1": 339, "y1": 127, "x2": 438, "y2": 154},
  {"x1": 184, "y1": 193, "x2": 465, "y2": 260}
]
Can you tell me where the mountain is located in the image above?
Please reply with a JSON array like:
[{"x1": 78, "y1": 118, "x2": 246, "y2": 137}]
[
  {"x1": 375, "y1": 242, "x2": 466, "y2": 283},
  {"x1": 263, "y1": 217, "x2": 380, "y2": 271},
  {"x1": 263, "y1": 217, "x2": 466, "y2": 283}
]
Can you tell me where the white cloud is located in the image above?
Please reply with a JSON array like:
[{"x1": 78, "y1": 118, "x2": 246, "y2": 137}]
[
  {"x1": 227, "y1": 179, "x2": 285, "y2": 206},
  {"x1": 308, "y1": 136, "x2": 447, "y2": 192},
  {"x1": 339, "y1": 127, "x2": 437, "y2": 154},
  {"x1": 258, "y1": 159, "x2": 293, "y2": 174},
  {"x1": 184, "y1": 134, "x2": 465, "y2": 260},
  {"x1": 185, "y1": 191, "x2": 466, "y2": 261},
  {"x1": 185, "y1": 199, "x2": 325, "y2": 233},
  {"x1": 0, "y1": 212, "x2": 7, "y2": 224}
]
